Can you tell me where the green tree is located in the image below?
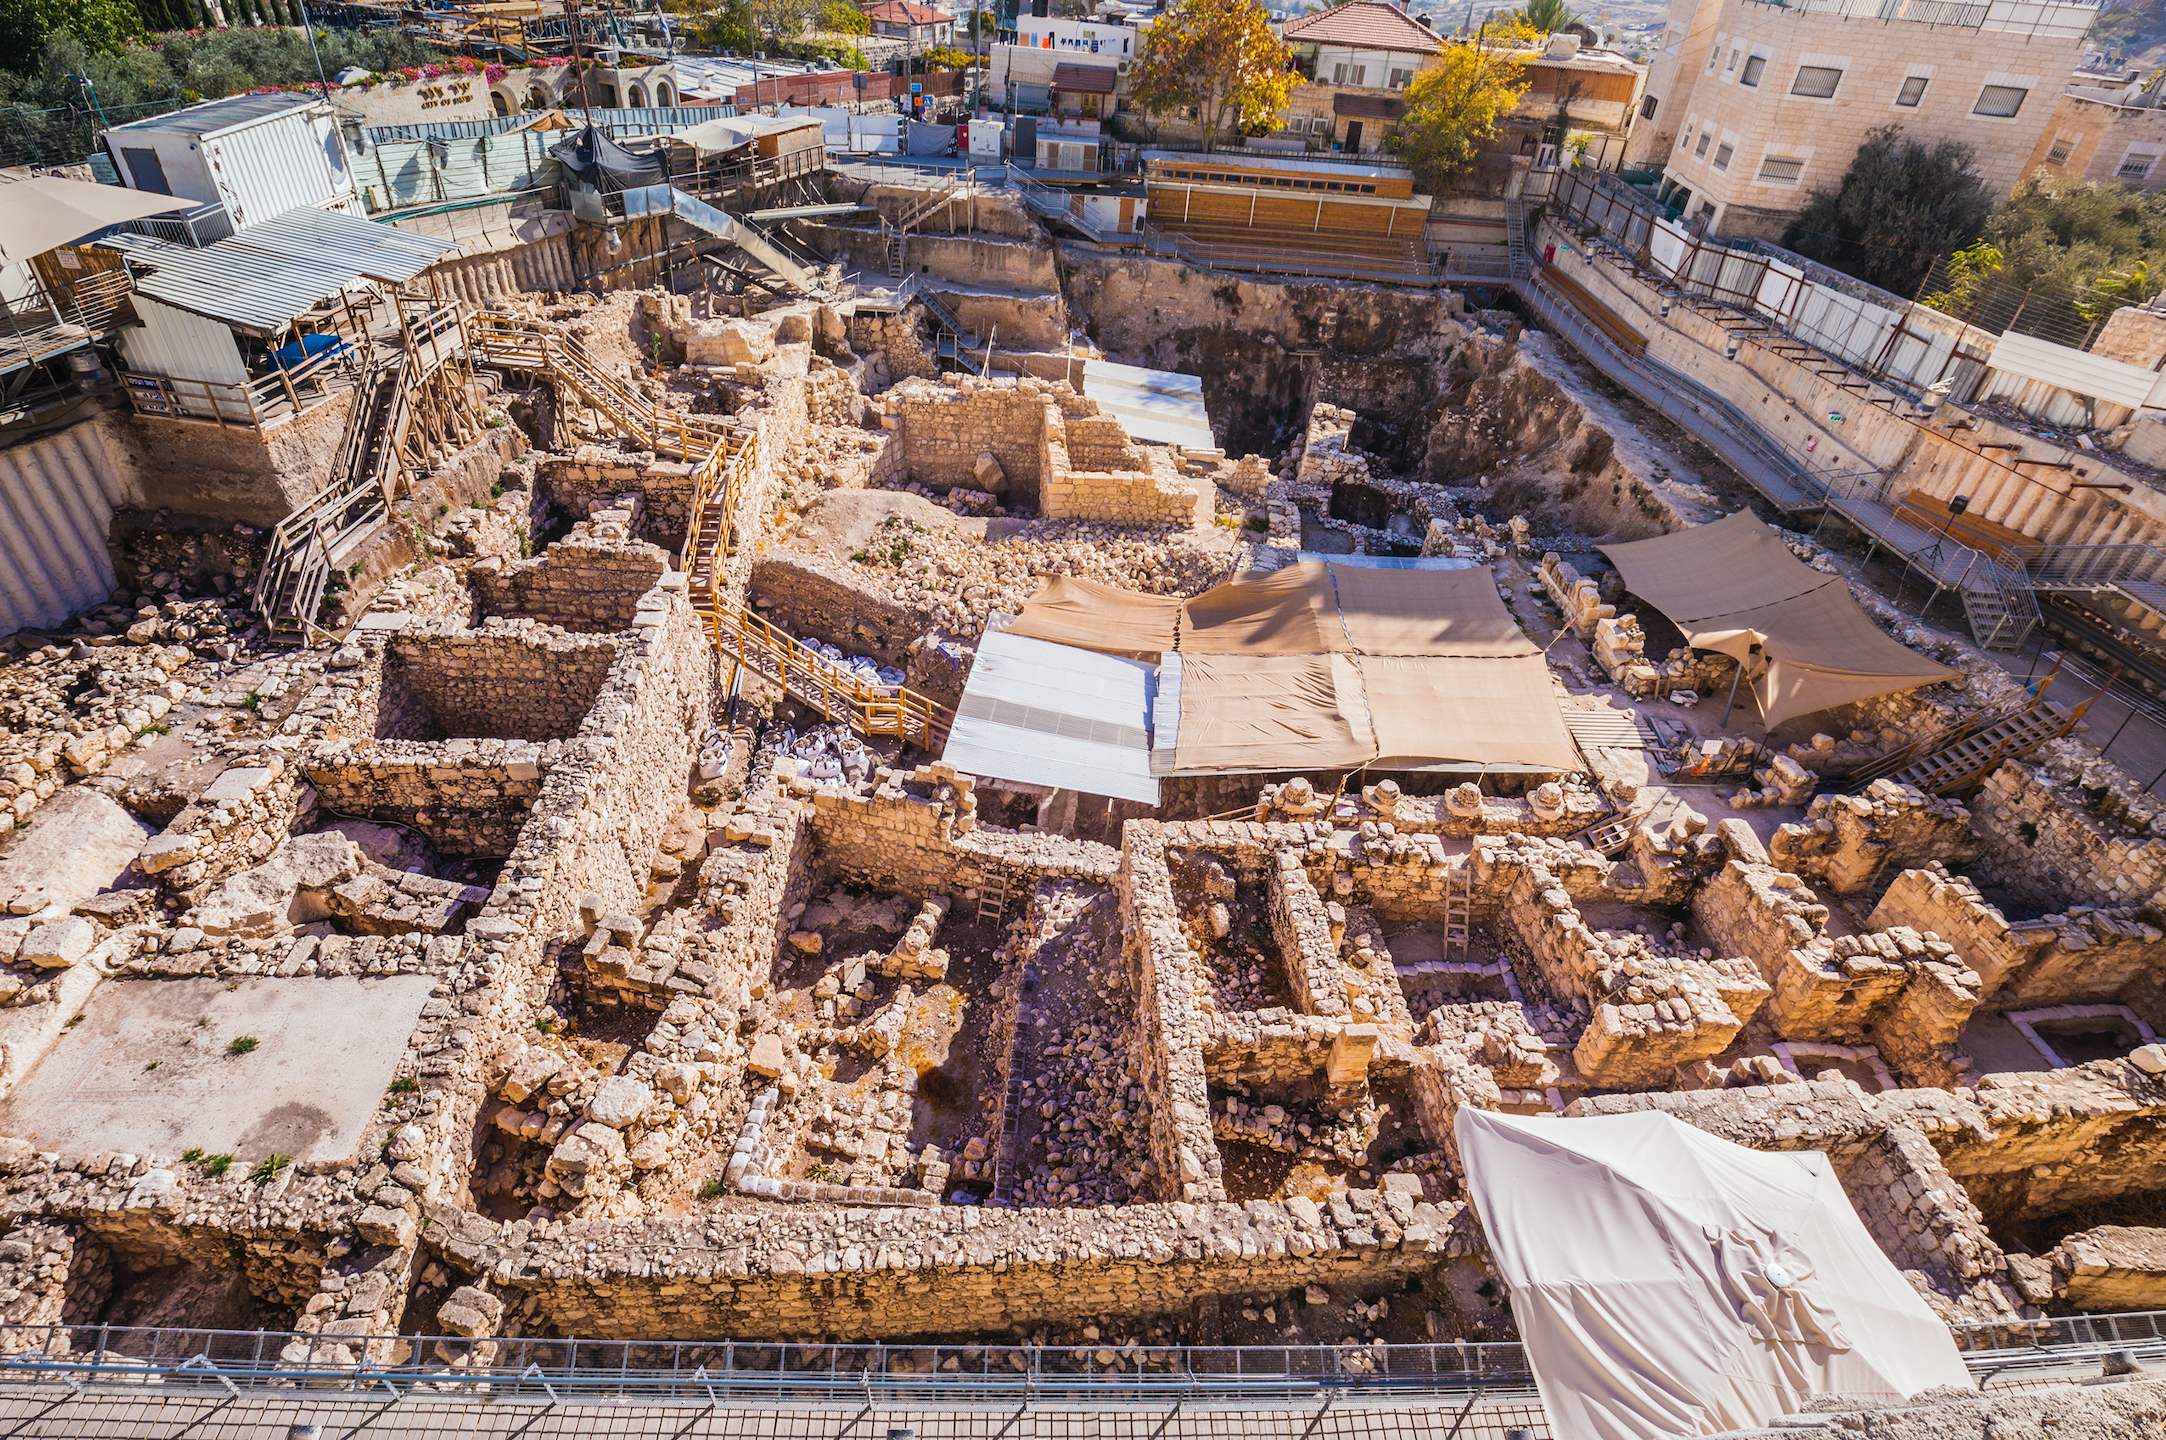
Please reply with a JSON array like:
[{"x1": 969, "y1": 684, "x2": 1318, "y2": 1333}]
[
  {"x1": 1392, "y1": 19, "x2": 1535, "y2": 192},
  {"x1": 1128, "y1": 0, "x2": 1292, "y2": 152},
  {"x1": 1781, "y1": 124, "x2": 1994, "y2": 296},
  {"x1": 1977, "y1": 175, "x2": 2166, "y2": 291},
  {"x1": 0, "y1": 0, "x2": 145, "y2": 66}
]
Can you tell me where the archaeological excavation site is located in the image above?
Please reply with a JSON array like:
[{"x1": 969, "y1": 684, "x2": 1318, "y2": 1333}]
[{"x1": 22, "y1": 120, "x2": 2166, "y2": 1438}]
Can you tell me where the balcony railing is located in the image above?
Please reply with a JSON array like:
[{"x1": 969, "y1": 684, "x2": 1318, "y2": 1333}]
[
  {"x1": 121, "y1": 338, "x2": 362, "y2": 431},
  {"x1": 121, "y1": 199, "x2": 235, "y2": 249},
  {"x1": 1741, "y1": 0, "x2": 2095, "y2": 33}
]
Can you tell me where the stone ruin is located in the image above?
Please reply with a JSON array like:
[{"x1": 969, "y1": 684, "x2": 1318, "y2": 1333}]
[{"x1": 4, "y1": 271, "x2": 2166, "y2": 1389}]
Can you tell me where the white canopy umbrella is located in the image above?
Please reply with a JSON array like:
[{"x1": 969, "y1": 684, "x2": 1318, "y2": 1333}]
[
  {"x1": 0, "y1": 168, "x2": 191, "y2": 267},
  {"x1": 1455, "y1": 1108, "x2": 1973, "y2": 1439}
]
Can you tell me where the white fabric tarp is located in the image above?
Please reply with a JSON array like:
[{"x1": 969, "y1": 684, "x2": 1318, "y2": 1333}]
[{"x1": 1455, "y1": 1109, "x2": 1972, "y2": 1440}]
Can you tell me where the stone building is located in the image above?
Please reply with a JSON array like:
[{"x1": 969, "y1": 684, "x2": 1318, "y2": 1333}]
[
  {"x1": 1624, "y1": 0, "x2": 2095, "y2": 237},
  {"x1": 2023, "y1": 77, "x2": 2166, "y2": 191}
]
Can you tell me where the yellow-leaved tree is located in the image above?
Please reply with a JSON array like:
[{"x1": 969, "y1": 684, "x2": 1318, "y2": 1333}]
[
  {"x1": 1127, "y1": 0, "x2": 1293, "y2": 153},
  {"x1": 1394, "y1": 18, "x2": 1537, "y2": 193}
]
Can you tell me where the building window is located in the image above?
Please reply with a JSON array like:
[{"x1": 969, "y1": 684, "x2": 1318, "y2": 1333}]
[
  {"x1": 1740, "y1": 54, "x2": 1765, "y2": 86},
  {"x1": 1389, "y1": 67, "x2": 1413, "y2": 87},
  {"x1": 1707, "y1": 48, "x2": 1719, "y2": 73},
  {"x1": 1758, "y1": 155, "x2": 1805, "y2": 183},
  {"x1": 1641, "y1": 93, "x2": 1659, "y2": 119},
  {"x1": 2120, "y1": 152, "x2": 2157, "y2": 181},
  {"x1": 2046, "y1": 137, "x2": 2074, "y2": 165},
  {"x1": 1974, "y1": 84, "x2": 2028, "y2": 117},
  {"x1": 1713, "y1": 142, "x2": 1734, "y2": 170},
  {"x1": 1725, "y1": 48, "x2": 1740, "y2": 72},
  {"x1": 1695, "y1": 132, "x2": 1711, "y2": 157},
  {"x1": 1791, "y1": 65, "x2": 1843, "y2": 98},
  {"x1": 1896, "y1": 75, "x2": 1927, "y2": 105}
]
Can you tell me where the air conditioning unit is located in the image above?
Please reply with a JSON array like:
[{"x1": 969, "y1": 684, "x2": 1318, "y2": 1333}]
[{"x1": 1117, "y1": 58, "x2": 1132, "y2": 74}]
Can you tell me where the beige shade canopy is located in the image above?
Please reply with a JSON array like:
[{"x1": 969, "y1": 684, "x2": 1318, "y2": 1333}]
[
  {"x1": 0, "y1": 168, "x2": 189, "y2": 266},
  {"x1": 1003, "y1": 574, "x2": 1185, "y2": 655},
  {"x1": 1012, "y1": 561, "x2": 1585, "y2": 775},
  {"x1": 1600, "y1": 511, "x2": 1959, "y2": 729}
]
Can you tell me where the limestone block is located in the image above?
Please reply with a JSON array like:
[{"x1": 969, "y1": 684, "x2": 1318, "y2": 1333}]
[
  {"x1": 548, "y1": 1122, "x2": 626, "y2": 1176},
  {"x1": 436, "y1": 1285, "x2": 505, "y2": 1338},
  {"x1": 192, "y1": 834, "x2": 362, "y2": 937},
  {"x1": 746, "y1": 1032, "x2": 787, "y2": 1078},
  {"x1": 685, "y1": 320, "x2": 775, "y2": 367},
  {"x1": 355, "y1": 1205, "x2": 416, "y2": 1248},
  {"x1": 500, "y1": 1047, "x2": 564, "y2": 1104},
  {"x1": 0, "y1": 787, "x2": 152, "y2": 906},
  {"x1": 18, "y1": 917, "x2": 93, "y2": 969},
  {"x1": 586, "y1": 1076, "x2": 651, "y2": 1130},
  {"x1": 2057, "y1": 1226, "x2": 2166, "y2": 1311}
]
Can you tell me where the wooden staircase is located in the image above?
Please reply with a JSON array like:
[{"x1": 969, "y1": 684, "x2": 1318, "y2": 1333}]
[
  {"x1": 881, "y1": 173, "x2": 965, "y2": 280},
  {"x1": 469, "y1": 310, "x2": 957, "y2": 751},
  {"x1": 1442, "y1": 858, "x2": 1471, "y2": 963},
  {"x1": 1888, "y1": 701, "x2": 2081, "y2": 796},
  {"x1": 254, "y1": 302, "x2": 478, "y2": 644}
]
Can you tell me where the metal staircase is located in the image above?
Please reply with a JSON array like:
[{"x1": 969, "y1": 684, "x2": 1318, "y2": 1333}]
[
  {"x1": 880, "y1": 172, "x2": 966, "y2": 280},
  {"x1": 1504, "y1": 196, "x2": 1530, "y2": 279},
  {"x1": 917, "y1": 289, "x2": 990, "y2": 376},
  {"x1": 620, "y1": 184, "x2": 827, "y2": 297}
]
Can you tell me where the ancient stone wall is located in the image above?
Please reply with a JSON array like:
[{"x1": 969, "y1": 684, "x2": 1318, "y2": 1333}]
[
  {"x1": 1971, "y1": 760, "x2": 2166, "y2": 912},
  {"x1": 301, "y1": 742, "x2": 548, "y2": 859},
  {"x1": 376, "y1": 626, "x2": 618, "y2": 743},
  {"x1": 1120, "y1": 823, "x2": 1226, "y2": 1205},
  {"x1": 1769, "y1": 781, "x2": 1979, "y2": 895},
  {"x1": 469, "y1": 531, "x2": 670, "y2": 633}
]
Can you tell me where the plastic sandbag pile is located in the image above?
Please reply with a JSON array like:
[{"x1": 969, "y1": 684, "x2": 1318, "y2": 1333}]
[
  {"x1": 808, "y1": 639, "x2": 904, "y2": 690},
  {"x1": 696, "y1": 726, "x2": 739, "y2": 782},
  {"x1": 764, "y1": 724, "x2": 876, "y2": 792}
]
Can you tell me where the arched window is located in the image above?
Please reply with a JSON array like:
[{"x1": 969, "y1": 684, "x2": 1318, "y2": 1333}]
[
  {"x1": 655, "y1": 80, "x2": 674, "y2": 107},
  {"x1": 527, "y1": 84, "x2": 549, "y2": 110},
  {"x1": 491, "y1": 90, "x2": 510, "y2": 116},
  {"x1": 628, "y1": 82, "x2": 647, "y2": 107}
]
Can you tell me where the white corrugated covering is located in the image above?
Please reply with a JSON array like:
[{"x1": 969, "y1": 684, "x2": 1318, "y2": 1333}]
[
  {"x1": 0, "y1": 418, "x2": 138, "y2": 633},
  {"x1": 119, "y1": 206, "x2": 456, "y2": 334},
  {"x1": 942, "y1": 630, "x2": 1159, "y2": 804},
  {"x1": 1987, "y1": 328, "x2": 2160, "y2": 411},
  {"x1": 117, "y1": 296, "x2": 247, "y2": 384},
  {"x1": 1082, "y1": 360, "x2": 1215, "y2": 449}
]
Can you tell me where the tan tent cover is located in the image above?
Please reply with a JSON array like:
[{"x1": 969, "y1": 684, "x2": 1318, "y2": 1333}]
[
  {"x1": 1179, "y1": 565, "x2": 1341, "y2": 654},
  {"x1": 1004, "y1": 574, "x2": 1184, "y2": 655},
  {"x1": 1358, "y1": 655, "x2": 1580, "y2": 770},
  {"x1": 0, "y1": 168, "x2": 189, "y2": 266},
  {"x1": 1333, "y1": 564, "x2": 1541, "y2": 657},
  {"x1": 1172, "y1": 654, "x2": 1374, "y2": 772},
  {"x1": 1601, "y1": 512, "x2": 1959, "y2": 729}
]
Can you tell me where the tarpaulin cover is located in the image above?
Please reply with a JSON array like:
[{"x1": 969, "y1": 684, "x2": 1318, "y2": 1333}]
[
  {"x1": 1003, "y1": 574, "x2": 1183, "y2": 655},
  {"x1": 1456, "y1": 1109, "x2": 1972, "y2": 1440},
  {"x1": 1357, "y1": 655, "x2": 1579, "y2": 770},
  {"x1": 551, "y1": 126, "x2": 667, "y2": 186},
  {"x1": 1332, "y1": 563, "x2": 1540, "y2": 657},
  {"x1": 905, "y1": 121, "x2": 959, "y2": 156},
  {"x1": 1170, "y1": 653, "x2": 1373, "y2": 772},
  {"x1": 1179, "y1": 566, "x2": 1340, "y2": 655},
  {"x1": 943, "y1": 630, "x2": 1158, "y2": 803},
  {"x1": 1600, "y1": 512, "x2": 1959, "y2": 728},
  {"x1": 652, "y1": 117, "x2": 757, "y2": 157}
]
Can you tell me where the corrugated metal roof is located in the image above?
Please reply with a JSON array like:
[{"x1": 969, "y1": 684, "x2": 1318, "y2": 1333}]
[
  {"x1": 122, "y1": 206, "x2": 455, "y2": 334},
  {"x1": 942, "y1": 630, "x2": 1159, "y2": 804},
  {"x1": 104, "y1": 91, "x2": 324, "y2": 138}
]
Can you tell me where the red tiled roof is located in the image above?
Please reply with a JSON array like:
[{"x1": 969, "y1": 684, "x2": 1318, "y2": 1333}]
[
  {"x1": 865, "y1": 0, "x2": 952, "y2": 22},
  {"x1": 1282, "y1": 1, "x2": 1440, "y2": 54},
  {"x1": 1051, "y1": 61, "x2": 1119, "y2": 93}
]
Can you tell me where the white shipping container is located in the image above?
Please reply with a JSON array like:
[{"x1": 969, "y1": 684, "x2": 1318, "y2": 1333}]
[{"x1": 101, "y1": 93, "x2": 356, "y2": 233}]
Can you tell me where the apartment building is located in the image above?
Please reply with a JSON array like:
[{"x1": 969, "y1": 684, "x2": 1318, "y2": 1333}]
[
  {"x1": 1624, "y1": 0, "x2": 2095, "y2": 239},
  {"x1": 1503, "y1": 35, "x2": 1648, "y2": 168},
  {"x1": 987, "y1": 11, "x2": 1142, "y2": 112},
  {"x1": 2024, "y1": 76, "x2": 2166, "y2": 192},
  {"x1": 1280, "y1": 0, "x2": 1443, "y2": 154}
]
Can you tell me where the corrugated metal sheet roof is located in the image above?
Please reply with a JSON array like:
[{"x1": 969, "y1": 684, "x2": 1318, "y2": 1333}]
[
  {"x1": 942, "y1": 630, "x2": 1159, "y2": 804},
  {"x1": 122, "y1": 206, "x2": 456, "y2": 333},
  {"x1": 105, "y1": 91, "x2": 324, "y2": 138}
]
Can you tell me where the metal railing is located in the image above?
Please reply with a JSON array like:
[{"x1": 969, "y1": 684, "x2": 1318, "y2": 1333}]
[
  {"x1": 1740, "y1": 0, "x2": 2096, "y2": 31},
  {"x1": 120, "y1": 198, "x2": 236, "y2": 249},
  {"x1": 0, "y1": 1323, "x2": 1543, "y2": 1405},
  {"x1": 2008, "y1": 541, "x2": 2166, "y2": 592},
  {"x1": 0, "y1": 266, "x2": 134, "y2": 375}
]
